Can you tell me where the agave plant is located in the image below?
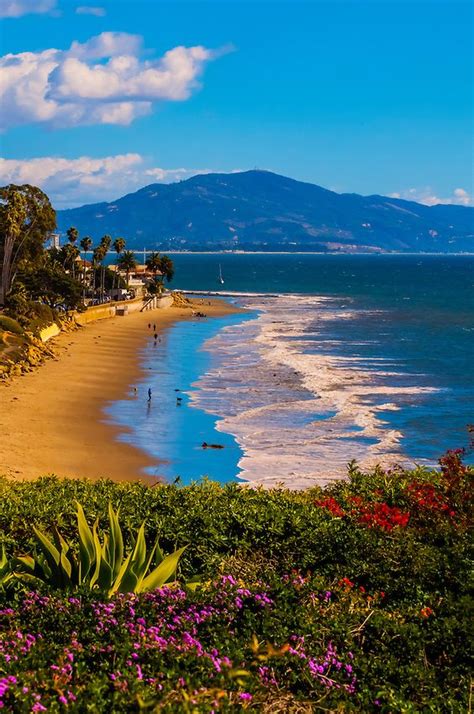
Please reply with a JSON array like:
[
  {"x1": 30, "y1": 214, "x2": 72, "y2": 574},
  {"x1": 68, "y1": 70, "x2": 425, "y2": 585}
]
[
  {"x1": 11, "y1": 502, "x2": 189, "y2": 597},
  {"x1": 0, "y1": 544, "x2": 12, "y2": 586}
]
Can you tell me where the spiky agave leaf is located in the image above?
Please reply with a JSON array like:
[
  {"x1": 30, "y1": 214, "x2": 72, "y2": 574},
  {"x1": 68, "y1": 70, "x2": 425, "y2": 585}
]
[
  {"x1": 115, "y1": 524, "x2": 147, "y2": 594},
  {"x1": 88, "y1": 519, "x2": 103, "y2": 589},
  {"x1": 32, "y1": 526, "x2": 71, "y2": 588},
  {"x1": 75, "y1": 501, "x2": 95, "y2": 584},
  {"x1": 0, "y1": 545, "x2": 12, "y2": 585},
  {"x1": 139, "y1": 546, "x2": 187, "y2": 593},
  {"x1": 107, "y1": 503, "x2": 124, "y2": 581}
]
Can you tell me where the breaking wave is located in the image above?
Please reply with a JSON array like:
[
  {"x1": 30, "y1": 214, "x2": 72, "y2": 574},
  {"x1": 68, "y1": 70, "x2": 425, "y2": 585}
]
[{"x1": 188, "y1": 295, "x2": 439, "y2": 488}]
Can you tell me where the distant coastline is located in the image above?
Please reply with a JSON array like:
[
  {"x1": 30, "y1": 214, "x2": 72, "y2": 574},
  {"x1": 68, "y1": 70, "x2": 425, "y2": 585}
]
[
  {"x1": 98, "y1": 250, "x2": 474, "y2": 258},
  {"x1": 164, "y1": 250, "x2": 474, "y2": 256}
]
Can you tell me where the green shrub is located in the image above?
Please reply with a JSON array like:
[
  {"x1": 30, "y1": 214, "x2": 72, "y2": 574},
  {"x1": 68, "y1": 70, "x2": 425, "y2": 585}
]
[
  {"x1": 25, "y1": 302, "x2": 57, "y2": 334},
  {"x1": 0, "y1": 454, "x2": 471, "y2": 711},
  {"x1": 0, "y1": 315, "x2": 24, "y2": 335}
]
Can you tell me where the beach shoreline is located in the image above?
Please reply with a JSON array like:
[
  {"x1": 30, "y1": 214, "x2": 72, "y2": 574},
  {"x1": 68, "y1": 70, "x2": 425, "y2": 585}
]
[{"x1": 0, "y1": 298, "x2": 242, "y2": 483}]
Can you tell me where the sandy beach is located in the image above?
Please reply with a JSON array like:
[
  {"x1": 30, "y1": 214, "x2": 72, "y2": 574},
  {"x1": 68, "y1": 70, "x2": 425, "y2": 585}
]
[{"x1": 0, "y1": 298, "x2": 241, "y2": 483}]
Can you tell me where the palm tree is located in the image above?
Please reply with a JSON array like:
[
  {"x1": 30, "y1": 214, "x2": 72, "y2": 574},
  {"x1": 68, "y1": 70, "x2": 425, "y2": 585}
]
[
  {"x1": 79, "y1": 236, "x2": 92, "y2": 301},
  {"x1": 112, "y1": 238, "x2": 126, "y2": 292},
  {"x1": 159, "y1": 255, "x2": 175, "y2": 283},
  {"x1": 98, "y1": 235, "x2": 112, "y2": 301},
  {"x1": 117, "y1": 250, "x2": 137, "y2": 291},
  {"x1": 92, "y1": 244, "x2": 107, "y2": 299},
  {"x1": 66, "y1": 227, "x2": 79, "y2": 278},
  {"x1": 113, "y1": 237, "x2": 126, "y2": 256},
  {"x1": 80, "y1": 235, "x2": 92, "y2": 257},
  {"x1": 100, "y1": 234, "x2": 112, "y2": 252},
  {"x1": 61, "y1": 243, "x2": 80, "y2": 273},
  {"x1": 145, "y1": 251, "x2": 161, "y2": 277},
  {"x1": 145, "y1": 252, "x2": 175, "y2": 294},
  {"x1": 66, "y1": 226, "x2": 79, "y2": 245}
]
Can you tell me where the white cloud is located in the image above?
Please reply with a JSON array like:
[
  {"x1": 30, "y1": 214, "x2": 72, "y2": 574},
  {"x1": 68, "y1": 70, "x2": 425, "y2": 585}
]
[
  {"x1": 0, "y1": 32, "x2": 222, "y2": 130},
  {"x1": 75, "y1": 6, "x2": 106, "y2": 16},
  {"x1": 389, "y1": 187, "x2": 473, "y2": 207},
  {"x1": 0, "y1": 154, "x2": 213, "y2": 208},
  {"x1": 0, "y1": 0, "x2": 56, "y2": 17}
]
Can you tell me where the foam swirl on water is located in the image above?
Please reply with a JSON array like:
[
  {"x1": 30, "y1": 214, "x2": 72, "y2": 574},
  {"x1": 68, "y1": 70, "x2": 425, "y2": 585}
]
[{"x1": 189, "y1": 295, "x2": 439, "y2": 488}]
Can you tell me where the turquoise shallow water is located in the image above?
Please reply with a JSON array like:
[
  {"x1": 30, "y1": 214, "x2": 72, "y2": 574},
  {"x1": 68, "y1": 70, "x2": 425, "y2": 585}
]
[{"x1": 107, "y1": 255, "x2": 474, "y2": 486}]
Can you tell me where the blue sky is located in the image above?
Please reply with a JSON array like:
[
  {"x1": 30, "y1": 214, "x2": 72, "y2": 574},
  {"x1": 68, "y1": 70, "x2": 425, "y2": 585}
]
[{"x1": 0, "y1": 0, "x2": 472, "y2": 208}]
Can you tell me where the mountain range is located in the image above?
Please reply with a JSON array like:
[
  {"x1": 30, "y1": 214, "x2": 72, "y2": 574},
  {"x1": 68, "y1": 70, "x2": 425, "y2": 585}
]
[{"x1": 56, "y1": 170, "x2": 473, "y2": 253}]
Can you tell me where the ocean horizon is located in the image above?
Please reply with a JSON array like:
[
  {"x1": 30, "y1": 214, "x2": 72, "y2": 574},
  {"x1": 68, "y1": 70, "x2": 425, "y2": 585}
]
[{"x1": 107, "y1": 254, "x2": 474, "y2": 486}]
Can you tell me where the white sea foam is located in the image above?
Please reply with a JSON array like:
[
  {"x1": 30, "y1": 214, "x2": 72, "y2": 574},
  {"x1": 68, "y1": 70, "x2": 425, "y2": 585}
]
[{"x1": 188, "y1": 294, "x2": 438, "y2": 488}]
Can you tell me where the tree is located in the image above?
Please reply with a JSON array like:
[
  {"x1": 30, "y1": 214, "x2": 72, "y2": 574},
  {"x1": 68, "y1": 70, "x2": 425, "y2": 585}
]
[
  {"x1": 117, "y1": 250, "x2": 137, "y2": 289},
  {"x1": 159, "y1": 255, "x2": 175, "y2": 283},
  {"x1": 60, "y1": 243, "x2": 80, "y2": 272},
  {"x1": 113, "y1": 237, "x2": 126, "y2": 256},
  {"x1": 0, "y1": 184, "x2": 56, "y2": 306},
  {"x1": 66, "y1": 226, "x2": 79, "y2": 245},
  {"x1": 92, "y1": 244, "x2": 106, "y2": 297},
  {"x1": 20, "y1": 259, "x2": 82, "y2": 311},
  {"x1": 100, "y1": 234, "x2": 112, "y2": 252},
  {"x1": 98, "y1": 235, "x2": 112, "y2": 301},
  {"x1": 79, "y1": 235, "x2": 92, "y2": 256},
  {"x1": 112, "y1": 237, "x2": 126, "y2": 290},
  {"x1": 66, "y1": 227, "x2": 79, "y2": 279},
  {"x1": 145, "y1": 251, "x2": 162, "y2": 277},
  {"x1": 145, "y1": 252, "x2": 174, "y2": 294},
  {"x1": 79, "y1": 236, "x2": 92, "y2": 301}
]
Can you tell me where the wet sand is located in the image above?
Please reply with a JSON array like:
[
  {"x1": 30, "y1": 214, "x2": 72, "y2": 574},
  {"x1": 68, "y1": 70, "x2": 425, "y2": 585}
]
[{"x1": 0, "y1": 299, "x2": 241, "y2": 482}]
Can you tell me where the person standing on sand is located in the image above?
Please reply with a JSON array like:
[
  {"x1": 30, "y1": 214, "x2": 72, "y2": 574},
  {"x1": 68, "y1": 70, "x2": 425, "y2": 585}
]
[
  {"x1": 148, "y1": 388, "x2": 152, "y2": 401},
  {"x1": 148, "y1": 323, "x2": 151, "y2": 329},
  {"x1": 153, "y1": 323, "x2": 156, "y2": 331}
]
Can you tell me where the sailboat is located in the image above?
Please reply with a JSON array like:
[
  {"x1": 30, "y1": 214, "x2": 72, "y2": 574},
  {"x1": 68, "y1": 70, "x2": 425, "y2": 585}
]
[{"x1": 218, "y1": 264, "x2": 224, "y2": 285}]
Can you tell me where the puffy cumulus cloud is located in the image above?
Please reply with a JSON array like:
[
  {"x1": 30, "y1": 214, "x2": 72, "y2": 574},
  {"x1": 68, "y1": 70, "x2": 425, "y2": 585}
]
[
  {"x1": 68, "y1": 32, "x2": 143, "y2": 60},
  {"x1": 0, "y1": 0, "x2": 56, "y2": 18},
  {"x1": 389, "y1": 187, "x2": 473, "y2": 207},
  {"x1": 75, "y1": 6, "x2": 106, "y2": 16},
  {"x1": 0, "y1": 32, "x2": 222, "y2": 130},
  {"x1": 0, "y1": 154, "x2": 213, "y2": 208}
]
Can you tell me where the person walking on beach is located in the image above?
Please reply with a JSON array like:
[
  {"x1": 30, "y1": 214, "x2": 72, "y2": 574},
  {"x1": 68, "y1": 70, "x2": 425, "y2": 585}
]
[
  {"x1": 148, "y1": 323, "x2": 151, "y2": 329},
  {"x1": 153, "y1": 323, "x2": 156, "y2": 331},
  {"x1": 148, "y1": 388, "x2": 152, "y2": 401}
]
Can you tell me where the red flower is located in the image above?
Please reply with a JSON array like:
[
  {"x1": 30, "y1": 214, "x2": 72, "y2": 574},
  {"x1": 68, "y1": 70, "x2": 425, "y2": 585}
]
[
  {"x1": 314, "y1": 497, "x2": 345, "y2": 518},
  {"x1": 353, "y1": 501, "x2": 410, "y2": 531},
  {"x1": 339, "y1": 577, "x2": 354, "y2": 589}
]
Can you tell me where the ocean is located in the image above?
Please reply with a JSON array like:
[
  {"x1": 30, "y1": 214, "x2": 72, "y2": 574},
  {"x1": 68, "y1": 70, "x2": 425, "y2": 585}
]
[{"x1": 107, "y1": 254, "x2": 474, "y2": 487}]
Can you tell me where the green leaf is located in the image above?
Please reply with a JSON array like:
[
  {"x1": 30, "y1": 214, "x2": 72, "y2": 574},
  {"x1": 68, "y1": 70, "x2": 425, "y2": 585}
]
[
  {"x1": 75, "y1": 501, "x2": 95, "y2": 583},
  {"x1": 32, "y1": 526, "x2": 63, "y2": 586},
  {"x1": 139, "y1": 546, "x2": 187, "y2": 593},
  {"x1": 129, "y1": 523, "x2": 147, "y2": 579},
  {"x1": 138, "y1": 537, "x2": 158, "y2": 591},
  {"x1": 59, "y1": 548, "x2": 72, "y2": 583},
  {"x1": 97, "y1": 534, "x2": 114, "y2": 590},
  {"x1": 89, "y1": 519, "x2": 102, "y2": 589},
  {"x1": 107, "y1": 502, "x2": 124, "y2": 581},
  {"x1": 108, "y1": 552, "x2": 132, "y2": 596},
  {"x1": 112, "y1": 553, "x2": 139, "y2": 595}
]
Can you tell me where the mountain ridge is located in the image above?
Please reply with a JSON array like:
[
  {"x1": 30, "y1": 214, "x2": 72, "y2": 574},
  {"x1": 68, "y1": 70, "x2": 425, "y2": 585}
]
[{"x1": 56, "y1": 170, "x2": 473, "y2": 253}]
